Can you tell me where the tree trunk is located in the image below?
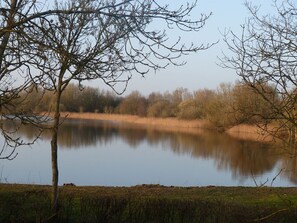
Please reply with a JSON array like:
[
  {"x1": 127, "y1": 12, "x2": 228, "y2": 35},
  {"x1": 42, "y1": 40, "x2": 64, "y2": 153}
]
[{"x1": 51, "y1": 88, "x2": 62, "y2": 214}]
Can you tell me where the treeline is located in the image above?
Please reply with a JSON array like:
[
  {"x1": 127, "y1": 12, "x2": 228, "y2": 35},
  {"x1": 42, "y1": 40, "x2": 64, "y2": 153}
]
[{"x1": 13, "y1": 83, "x2": 274, "y2": 130}]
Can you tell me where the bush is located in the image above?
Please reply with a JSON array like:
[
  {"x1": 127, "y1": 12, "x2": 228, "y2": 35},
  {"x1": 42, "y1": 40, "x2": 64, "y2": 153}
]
[
  {"x1": 147, "y1": 100, "x2": 174, "y2": 118},
  {"x1": 177, "y1": 99, "x2": 201, "y2": 120}
]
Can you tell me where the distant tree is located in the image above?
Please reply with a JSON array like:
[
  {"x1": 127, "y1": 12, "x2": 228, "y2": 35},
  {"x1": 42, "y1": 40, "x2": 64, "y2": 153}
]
[
  {"x1": 205, "y1": 83, "x2": 235, "y2": 130},
  {"x1": 147, "y1": 100, "x2": 174, "y2": 118},
  {"x1": 95, "y1": 90, "x2": 121, "y2": 113},
  {"x1": 77, "y1": 86, "x2": 99, "y2": 112},
  {"x1": 221, "y1": 0, "x2": 297, "y2": 145},
  {"x1": 170, "y1": 88, "x2": 192, "y2": 116},
  {"x1": 148, "y1": 92, "x2": 163, "y2": 106},
  {"x1": 231, "y1": 82, "x2": 277, "y2": 125},
  {"x1": 24, "y1": 0, "x2": 212, "y2": 213},
  {"x1": 193, "y1": 88, "x2": 216, "y2": 118},
  {"x1": 147, "y1": 92, "x2": 175, "y2": 117},
  {"x1": 177, "y1": 98, "x2": 201, "y2": 120},
  {"x1": 60, "y1": 84, "x2": 81, "y2": 112},
  {"x1": 118, "y1": 91, "x2": 147, "y2": 116}
]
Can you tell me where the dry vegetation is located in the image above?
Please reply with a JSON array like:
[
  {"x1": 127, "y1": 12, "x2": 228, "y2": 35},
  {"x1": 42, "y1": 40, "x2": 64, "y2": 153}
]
[
  {"x1": 18, "y1": 83, "x2": 282, "y2": 144},
  {"x1": 226, "y1": 124, "x2": 274, "y2": 142},
  {"x1": 61, "y1": 112, "x2": 210, "y2": 128},
  {"x1": 60, "y1": 112, "x2": 271, "y2": 142}
]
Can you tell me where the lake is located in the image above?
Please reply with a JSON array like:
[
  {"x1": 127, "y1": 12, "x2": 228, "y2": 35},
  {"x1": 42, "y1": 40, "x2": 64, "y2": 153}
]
[{"x1": 0, "y1": 119, "x2": 296, "y2": 187}]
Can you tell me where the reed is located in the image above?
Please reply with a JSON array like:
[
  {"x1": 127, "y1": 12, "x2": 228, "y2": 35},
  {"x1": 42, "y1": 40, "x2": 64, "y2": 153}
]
[
  {"x1": 60, "y1": 112, "x2": 272, "y2": 142},
  {"x1": 61, "y1": 112, "x2": 211, "y2": 129},
  {"x1": 227, "y1": 124, "x2": 273, "y2": 142}
]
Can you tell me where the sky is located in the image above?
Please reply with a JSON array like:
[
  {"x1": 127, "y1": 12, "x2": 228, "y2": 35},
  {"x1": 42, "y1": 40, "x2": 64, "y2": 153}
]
[{"x1": 89, "y1": 0, "x2": 274, "y2": 96}]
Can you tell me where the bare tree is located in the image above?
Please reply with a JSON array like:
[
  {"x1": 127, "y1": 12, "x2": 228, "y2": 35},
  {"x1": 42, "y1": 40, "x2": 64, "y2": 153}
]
[
  {"x1": 21, "y1": 0, "x2": 212, "y2": 214},
  {"x1": 0, "y1": 0, "x2": 49, "y2": 160},
  {"x1": 0, "y1": 0, "x2": 124, "y2": 159},
  {"x1": 0, "y1": 0, "x2": 212, "y2": 216},
  {"x1": 221, "y1": 0, "x2": 297, "y2": 147}
]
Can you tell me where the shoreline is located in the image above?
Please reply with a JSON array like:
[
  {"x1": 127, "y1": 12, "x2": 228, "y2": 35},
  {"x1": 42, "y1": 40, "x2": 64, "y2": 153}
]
[
  {"x1": 60, "y1": 112, "x2": 211, "y2": 129},
  {"x1": 60, "y1": 112, "x2": 271, "y2": 142}
]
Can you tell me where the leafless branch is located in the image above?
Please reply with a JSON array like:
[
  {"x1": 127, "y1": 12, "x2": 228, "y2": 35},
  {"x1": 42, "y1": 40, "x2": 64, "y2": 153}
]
[{"x1": 220, "y1": 0, "x2": 297, "y2": 147}]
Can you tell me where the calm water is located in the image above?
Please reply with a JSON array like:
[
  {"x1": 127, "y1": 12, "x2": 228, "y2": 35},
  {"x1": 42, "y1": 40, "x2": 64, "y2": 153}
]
[{"x1": 0, "y1": 119, "x2": 296, "y2": 187}]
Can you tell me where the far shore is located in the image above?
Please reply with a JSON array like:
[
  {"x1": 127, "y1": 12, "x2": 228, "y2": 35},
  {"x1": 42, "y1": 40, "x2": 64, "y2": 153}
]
[{"x1": 59, "y1": 112, "x2": 271, "y2": 142}]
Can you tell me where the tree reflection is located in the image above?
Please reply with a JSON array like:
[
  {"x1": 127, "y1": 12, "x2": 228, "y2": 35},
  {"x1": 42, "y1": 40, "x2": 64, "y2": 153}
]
[{"x1": 6, "y1": 119, "x2": 296, "y2": 184}]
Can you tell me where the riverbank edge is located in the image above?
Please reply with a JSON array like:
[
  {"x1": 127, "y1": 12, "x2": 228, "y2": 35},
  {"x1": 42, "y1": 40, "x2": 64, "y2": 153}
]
[
  {"x1": 60, "y1": 112, "x2": 270, "y2": 142},
  {"x1": 1, "y1": 184, "x2": 297, "y2": 222}
]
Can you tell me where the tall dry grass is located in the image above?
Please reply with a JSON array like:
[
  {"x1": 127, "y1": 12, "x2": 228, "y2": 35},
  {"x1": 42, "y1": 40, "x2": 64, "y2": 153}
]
[
  {"x1": 59, "y1": 112, "x2": 271, "y2": 142},
  {"x1": 227, "y1": 124, "x2": 273, "y2": 142},
  {"x1": 61, "y1": 112, "x2": 211, "y2": 129}
]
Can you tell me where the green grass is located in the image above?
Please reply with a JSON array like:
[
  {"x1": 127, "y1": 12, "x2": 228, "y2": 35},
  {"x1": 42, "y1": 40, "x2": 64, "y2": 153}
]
[{"x1": 1, "y1": 184, "x2": 297, "y2": 222}]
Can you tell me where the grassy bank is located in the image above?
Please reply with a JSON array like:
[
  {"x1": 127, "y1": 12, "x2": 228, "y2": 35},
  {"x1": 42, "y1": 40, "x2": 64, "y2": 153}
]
[{"x1": 1, "y1": 184, "x2": 297, "y2": 223}]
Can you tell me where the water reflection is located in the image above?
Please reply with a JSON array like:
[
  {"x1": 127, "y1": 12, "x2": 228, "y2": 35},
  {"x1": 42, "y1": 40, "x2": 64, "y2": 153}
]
[{"x1": 5, "y1": 118, "x2": 296, "y2": 185}]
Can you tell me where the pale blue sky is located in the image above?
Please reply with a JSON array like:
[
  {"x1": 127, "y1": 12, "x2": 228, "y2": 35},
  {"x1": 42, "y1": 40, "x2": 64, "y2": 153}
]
[{"x1": 90, "y1": 0, "x2": 274, "y2": 95}]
